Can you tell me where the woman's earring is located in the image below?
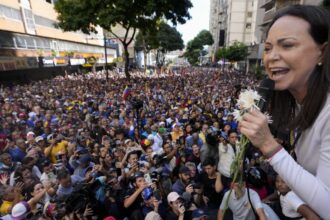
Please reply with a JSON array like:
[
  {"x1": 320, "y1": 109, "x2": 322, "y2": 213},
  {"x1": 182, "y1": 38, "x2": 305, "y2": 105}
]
[{"x1": 318, "y1": 62, "x2": 323, "y2": 66}]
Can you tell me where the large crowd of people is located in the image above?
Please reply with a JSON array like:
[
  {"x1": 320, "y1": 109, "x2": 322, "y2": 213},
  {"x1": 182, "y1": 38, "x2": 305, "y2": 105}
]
[{"x1": 0, "y1": 64, "x2": 323, "y2": 220}]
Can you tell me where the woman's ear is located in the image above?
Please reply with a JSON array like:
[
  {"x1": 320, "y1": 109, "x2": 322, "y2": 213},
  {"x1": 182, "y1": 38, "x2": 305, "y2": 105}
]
[{"x1": 318, "y1": 42, "x2": 328, "y2": 64}]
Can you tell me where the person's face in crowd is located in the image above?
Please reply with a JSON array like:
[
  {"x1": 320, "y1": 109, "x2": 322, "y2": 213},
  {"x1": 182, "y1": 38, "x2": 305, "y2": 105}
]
[
  {"x1": 109, "y1": 128, "x2": 116, "y2": 137},
  {"x1": 179, "y1": 173, "x2": 191, "y2": 185},
  {"x1": 146, "y1": 147, "x2": 153, "y2": 157},
  {"x1": 173, "y1": 125, "x2": 180, "y2": 132},
  {"x1": 16, "y1": 139, "x2": 26, "y2": 150},
  {"x1": 163, "y1": 143, "x2": 172, "y2": 154},
  {"x1": 60, "y1": 175, "x2": 72, "y2": 188},
  {"x1": 186, "y1": 125, "x2": 192, "y2": 134},
  {"x1": 134, "y1": 176, "x2": 145, "y2": 188},
  {"x1": 104, "y1": 153, "x2": 112, "y2": 165},
  {"x1": 188, "y1": 166, "x2": 196, "y2": 178},
  {"x1": 213, "y1": 121, "x2": 220, "y2": 129},
  {"x1": 37, "y1": 140, "x2": 45, "y2": 148},
  {"x1": 227, "y1": 115, "x2": 233, "y2": 122},
  {"x1": 202, "y1": 124, "x2": 208, "y2": 133},
  {"x1": 169, "y1": 198, "x2": 183, "y2": 213},
  {"x1": 27, "y1": 149, "x2": 39, "y2": 159},
  {"x1": 228, "y1": 132, "x2": 238, "y2": 145},
  {"x1": 1, "y1": 155, "x2": 12, "y2": 166},
  {"x1": 264, "y1": 16, "x2": 325, "y2": 99},
  {"x1": 68, "y1": 128, "x2": 75, "y2": 137},
  {"x1": 45, "y1": 111, "x2": 52, "y2": 120},
  {"x1": 22, "y1": 168, "x2": 32, "y2": 180},
  {"x1": 43, "y1": 164, "x2": 53, "y2": 174},
  {"x1": 3, "y1": 186, "x2": 16, "y2": 201},
  {"x1": 32, "y1": 183, "x2": 44, "y2": 196},
  {"x1": 275, "y1": 175, "x2": 291, "y2": 195},
  {"x1": 128, "y1": 153, "x2": 138, "y2": 166},
  {"x1": 192, "y1": 145, "x2": 200, "y2": 157},
  {"x1": 100, "y1": 147, "x2": 108, "y2": 158},
  {"x1": 204, "y1": 165, "x2": 216, "y2": 177},
  {"x1": 223, "y1": 124, "x2": 231, "y2": 133}
]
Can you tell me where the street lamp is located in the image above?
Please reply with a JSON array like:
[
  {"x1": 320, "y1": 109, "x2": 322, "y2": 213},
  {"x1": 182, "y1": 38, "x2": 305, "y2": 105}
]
[{"x1": 104, "y1": 33, "x2": 108, "y2": 80}]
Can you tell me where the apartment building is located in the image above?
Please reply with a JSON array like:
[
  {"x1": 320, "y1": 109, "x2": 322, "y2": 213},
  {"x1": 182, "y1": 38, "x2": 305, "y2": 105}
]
[{"x1": 0, "y1": 0, "x2": 118, "y2": 70}]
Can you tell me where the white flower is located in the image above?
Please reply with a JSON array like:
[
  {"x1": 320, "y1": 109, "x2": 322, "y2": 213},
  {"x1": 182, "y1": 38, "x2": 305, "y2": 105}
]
[
  {"x1": 237, "y1": 90, "x2": 261, "y2": 110},
  {"x1": 264, "y1": 112, "x2": 273, "y2": 124},
  {"x1": 233, "y1": 109, "x2": 243, "y2": 122}
]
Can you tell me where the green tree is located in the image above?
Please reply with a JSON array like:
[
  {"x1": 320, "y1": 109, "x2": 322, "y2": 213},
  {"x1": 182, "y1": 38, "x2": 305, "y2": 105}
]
[
  {"x1": 156, "y1": 22, "x2": 184, "y2": 67},
  {"x1": 135, "y1": 29, "x2": 158, "y2": 71},
  {"x1": 216, "y1": 41, "x2": 248, "y2": 62},
  {"x1": 54, "y1": 0, "x2": 192, "y2": 78},
  {"x1": 135, "y1": 21, "x2": 184, "y2": 68},
  {"x1": 184, "y1": 30, "x2": 213, "y2": 65}
]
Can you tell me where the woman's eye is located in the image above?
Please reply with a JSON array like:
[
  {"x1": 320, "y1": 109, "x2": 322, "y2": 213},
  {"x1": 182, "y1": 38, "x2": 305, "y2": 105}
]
[{"x1": 282, "y1": 44, "x2": 293, "y2": 48}]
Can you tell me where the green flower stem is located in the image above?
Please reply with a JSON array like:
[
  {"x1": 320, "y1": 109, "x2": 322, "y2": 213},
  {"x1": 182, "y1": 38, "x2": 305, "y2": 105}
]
[{"x1": 221, "y1": 135, "x2": 249, "y2": 220}]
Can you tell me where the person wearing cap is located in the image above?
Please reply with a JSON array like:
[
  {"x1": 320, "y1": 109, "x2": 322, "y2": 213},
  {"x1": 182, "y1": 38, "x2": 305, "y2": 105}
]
[
  {"x1": 123, "y1": 171, "x2": 148, "y2": 219},
  {"x1": 141, "y1": 187, "x2": 166, "y2": 219},
  {"x1": 191, "y1": 208, "x2": 207, "y2": 220},
  {"x1": 165, "y1": 192, "x2": 189, "y2": 220},
  {"x1": 35, "y1": 136, "x2": 46, "y2": 149},
  {"x1": 44, "y1": 133, "x2": 68, "y2": 164},
  {"x1": 172, "y1": 166, "x2": 192, "y2": 195},
  {"x1": 69, "y1": 153, "x2": 94, "y2": 179}
]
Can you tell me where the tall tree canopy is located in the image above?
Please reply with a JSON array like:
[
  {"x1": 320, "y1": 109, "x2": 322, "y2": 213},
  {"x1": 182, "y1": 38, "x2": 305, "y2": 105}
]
[
  {"x1": 55, "y1": 0, "x2": 192, "y2": 78},
  {"x1": 215, "y1": 41, "x2": 248, "y2": 62},
  {"x1": 184, "y1": 30, "x2": 214, "y2": 65}
]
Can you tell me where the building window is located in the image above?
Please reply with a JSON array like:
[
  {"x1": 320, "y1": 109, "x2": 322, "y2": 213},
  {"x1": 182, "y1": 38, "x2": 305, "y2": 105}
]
[
  {"x1": 22, "y1": 8, "x2": 36, "y2": 34},
  {"x1": 247, "y1": 12, "x2": 252, "y2": 18},
  {"x1": 45, "y1": 0, "x2": 52, "y2": 3},
  {"x1": 0, "y1": 5, "x2": 22, "y2": 20},
  {"x1": 246, "y1": 23, "x2": 252, "y2": 29}
]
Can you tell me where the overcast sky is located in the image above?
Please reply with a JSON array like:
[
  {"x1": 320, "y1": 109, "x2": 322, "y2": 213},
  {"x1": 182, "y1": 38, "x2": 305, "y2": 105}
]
[{"x1": 176, "y1": 0, "x2": 210, "y2": 46}]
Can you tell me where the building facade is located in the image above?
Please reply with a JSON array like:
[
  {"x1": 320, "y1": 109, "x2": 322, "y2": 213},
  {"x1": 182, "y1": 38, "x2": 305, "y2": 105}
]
[{"x1": 0, "y1": 0, "x2": 118, "y2": 71}]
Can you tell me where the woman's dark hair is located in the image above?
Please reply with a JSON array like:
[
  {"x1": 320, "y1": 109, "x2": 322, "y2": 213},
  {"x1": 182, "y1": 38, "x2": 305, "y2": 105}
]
[{"x1": 266, "y1": 5, "x2": 330, "y2": 131}]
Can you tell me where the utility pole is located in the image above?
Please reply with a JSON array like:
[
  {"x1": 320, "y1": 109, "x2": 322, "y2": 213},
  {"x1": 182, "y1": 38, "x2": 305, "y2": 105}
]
[{"x1": 104, "y1": 33, "x2": 108, "y2": 80}]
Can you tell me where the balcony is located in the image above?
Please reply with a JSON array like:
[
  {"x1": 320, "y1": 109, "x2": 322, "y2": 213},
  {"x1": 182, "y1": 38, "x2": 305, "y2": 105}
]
[
  {"x1": 260, "y1": 0, "x2": 275, "y2": 9},
  {"x1": 263, "y1": 7, "x2": 276, "y2": 24}
]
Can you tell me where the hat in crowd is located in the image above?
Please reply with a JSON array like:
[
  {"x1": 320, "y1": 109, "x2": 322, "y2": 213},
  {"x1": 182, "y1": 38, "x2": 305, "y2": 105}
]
[
  {"x1": 158, "y1": 127, "x2": 166, "y2": 134},
  {"x1": 124, "y1": 139, "x2": 132, "y2": 145},
  {"x1": 179, "y1": 166, "x2": 190, "y2": 175},
  {"x1": 76, "y1": 147, "x2": 89, "y2": 155},
  {"x1": 35, "y1": 136, "x2": 44, "y2": 143},
  {"x1": 142, "y1": 187, "x2": 153, "y2": 201},
  {"x1": 132, "y1": 171, "x2": 144, "y2": 182},
  {"x1": 192, "y1": 209, "x2": 207, "y2": 220},
  {"x1": 145, "y1": 211, "x2": 162, "y2": 220},
  {"x1": 78, "y1": 154, "x2": 91, "y2": 164},
  {"x1": 11, "y1": 201, "x2": 30, "y2": 220},
  {"x1": 46, "y1": 134, "x2": 54, "y2": 141},
  {"x1": 103, "y1": 216, "x2": 116, "y2": 220},
  {"x1": 167, "y1": 192, "x2": 181, "y2": 203},
  {"x1": 26, "y1": 131, "x2": 35, "y2": 140}
]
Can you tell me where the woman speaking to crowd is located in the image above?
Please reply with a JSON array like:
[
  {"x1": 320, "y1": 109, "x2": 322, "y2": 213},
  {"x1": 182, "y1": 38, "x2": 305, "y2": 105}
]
[{"x1": 240, "y1": 5, "x2": 330, "y2": 219}]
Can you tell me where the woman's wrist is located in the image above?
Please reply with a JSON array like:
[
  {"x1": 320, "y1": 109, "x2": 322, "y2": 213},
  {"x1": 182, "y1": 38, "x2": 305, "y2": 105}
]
[
  {"x1": 260, "y1": 139, "x2": 283, "y2": 159},
  {"x1": 262, "y1": 144, "x2": 283, "y2": 159}
]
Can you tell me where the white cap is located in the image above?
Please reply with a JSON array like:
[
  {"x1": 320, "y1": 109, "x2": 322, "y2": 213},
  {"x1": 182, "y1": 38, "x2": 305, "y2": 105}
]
[
  {"x1": 35, "y1": 136, "x2": 44, "y2": 143},
  {"x1": 167, "y1": 192, "x2": 181, "y2": 203}
]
